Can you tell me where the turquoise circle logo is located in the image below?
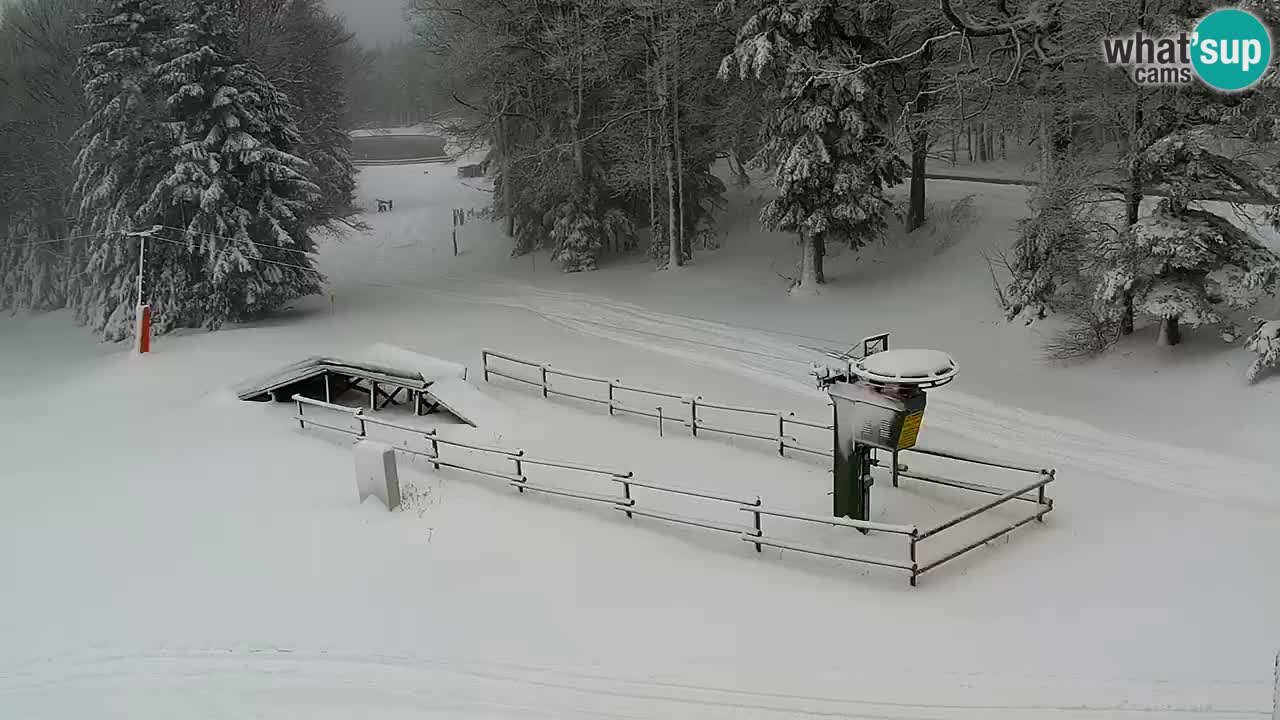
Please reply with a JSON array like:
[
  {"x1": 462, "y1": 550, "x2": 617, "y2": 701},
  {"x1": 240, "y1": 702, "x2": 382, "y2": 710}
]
[{"x1": 1191, "y1": 8, "x2": 1272, "y2": 92}]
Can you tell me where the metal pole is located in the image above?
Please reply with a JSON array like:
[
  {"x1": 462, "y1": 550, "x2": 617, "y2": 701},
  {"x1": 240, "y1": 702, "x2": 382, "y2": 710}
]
[
  {"x1": 909, "y1": 531, "x2": 919, "y2": 587},
  {"x1": 135, "y1": 232, "x2": 146, "y2": 307},
  {"x1": 296, "y1": 399, "x2": 305, "y2": 429},
  {"x1": 657, "y1": 406, "x2": 663, "y2": 437},
  {"x1": 622, "y1": 481, "x2": 633, "y2": 517},
  {"x1": 481, "y1": 351, "x2": 489, "y2": 382},
  {"x1": 751, "y1": 505, "x2": 762, "y2": 553},
  {"x1": 690, "y1": 396, "x2": 698, "y2": 437},
  {"x1": 892, "y1": 449, "x2": 900, "y2": 487},
  {"x1": 513, "y1": 457, "x2": 524, "y2": 492},
  {"x1": 540, "y1": 365, "x2": 548, "y2": 398},
  {"x1": 607, "y1": 381, "x2": 614, "y2": 416},
  {"x1": 429, "y1": 431, "x2": 440, "y2": 469},
  {"x1": 777, "y1": 414, "x2": 785, "y2": 457}
]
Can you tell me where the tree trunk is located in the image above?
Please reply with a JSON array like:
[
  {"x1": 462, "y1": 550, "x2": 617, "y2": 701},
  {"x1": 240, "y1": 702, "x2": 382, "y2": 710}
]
[
  {"x1": 792, "y1": 232, "x2": 822, "y2": 295},
  {"x1": 813, "y1": 232, "x2": 824, "y2": 283},
  {"x1": 648, "y1": 111, "x2": 657, "y2": 248},
  {"x1": 499, "y1": 114, "x2": 516, "y2": 241},
  {"x1": 907, "y1": 134, "x2": 929, "y2": 232},
  {"x1": 1000, "y1": 124, "x2": 1007, "y2": 160},
  {"x1": 906, "y1": 46, "x2": 931, "y2": 233},
  {"x1": 966, "y1": 123, "x2": 973, "y2": 162},
  {"x1": 1038, "y1": 103, "x2": 1052, "y2": 184},
  {"x1": 1121, "y1": 0, "x2": 1148, "y2": 336},
  {"x1": 657, "y1": 8, "x2": 680, "y2": 269},
  {"x1": 672, "y1": 16, "x2": 687, "y2": 261},
  {"x1": 1121, "y1": 292, "x2": 1135, "y2": 336},
  {"x1": 950, "y1": 130, "x2": 957, "y2": 166},
  {"x1": 1157, "y1": 316, "x2": 1181, "y2": 346}
]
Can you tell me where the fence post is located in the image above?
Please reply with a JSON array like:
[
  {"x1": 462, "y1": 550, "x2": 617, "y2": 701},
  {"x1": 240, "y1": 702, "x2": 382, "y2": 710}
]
[
  {"x1": 750, "y1": 500, "x2": 763, "y2": 552},
  {"x1": 777, "y1": 414, "x2": 785, "y2": 457},
  {"x1": 607, "y1": 381, "x2": 615, "y2": 416},
  {"x1": 427, "y1": 429, "x2": 439, "y2": 469},
  {"x1": 621, "y1": 481, "x2": 633, "y2": 518},
  {"x1": 513, "y1": 453, "x2": 524, "y2": 492},
  {"x1": 296, "y1": 398, "x2": 305, "y2": 429},
  {"x1": 909, "y1": 530, "x2": 919, "y2": 587},
  {"x1": 1037, "y1": 470, "x2": 1052, "y2": 521},
  {"x1": 657, "y1": 406, "x2": 664, "y2": 437},
  {"x1": 540, "y1": 364, "x2": 549, "y2": 398},
  {"x1": 481, "y1": 351, "x2": 489, "y2": 382},
  {"x1": 356, "y1": 410, "x2": 367, "y2": 438},
  {"x1": 689, "y1": 396, "x2": 699, "y2": 437}
]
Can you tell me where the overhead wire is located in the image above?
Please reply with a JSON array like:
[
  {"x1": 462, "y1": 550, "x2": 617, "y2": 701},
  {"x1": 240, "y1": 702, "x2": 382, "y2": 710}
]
[{"x1": 5, "y1": 226, "x2": 836, "y2": 369}]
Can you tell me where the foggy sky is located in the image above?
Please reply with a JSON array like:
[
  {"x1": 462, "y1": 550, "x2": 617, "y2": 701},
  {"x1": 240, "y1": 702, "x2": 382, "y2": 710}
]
[{"x1": 325, "y1": 0, "x2": 410, "y2": 46}]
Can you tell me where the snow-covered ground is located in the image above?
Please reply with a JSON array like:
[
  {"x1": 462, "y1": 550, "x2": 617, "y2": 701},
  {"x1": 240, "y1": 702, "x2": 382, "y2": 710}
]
[{"x1": 2, "y1": 161, "x2": 1278, "y2": 718}]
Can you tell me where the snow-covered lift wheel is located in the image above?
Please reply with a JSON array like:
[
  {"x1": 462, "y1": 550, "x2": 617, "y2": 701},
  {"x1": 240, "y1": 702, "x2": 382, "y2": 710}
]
[{"x1": 850, "y1": 349, "x2": 957, "y2": 390}]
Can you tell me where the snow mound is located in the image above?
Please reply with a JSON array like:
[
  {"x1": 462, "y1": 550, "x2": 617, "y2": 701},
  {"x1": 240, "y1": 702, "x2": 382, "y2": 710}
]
[
  {"x1": 426, "y1": 376, "x2": 512, "y2": 439},
  {"x1": 356, "y1": 342, "x2": 468, "y2": 383}
]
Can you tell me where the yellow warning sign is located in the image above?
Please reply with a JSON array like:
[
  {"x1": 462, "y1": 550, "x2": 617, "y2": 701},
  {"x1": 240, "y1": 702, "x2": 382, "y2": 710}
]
[{"x1": 897, "y1": 411, "x2": 924, "y2": 450}]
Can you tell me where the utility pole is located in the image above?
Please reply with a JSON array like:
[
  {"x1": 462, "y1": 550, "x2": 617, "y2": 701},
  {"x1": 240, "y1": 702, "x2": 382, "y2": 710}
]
[{"x1": 126, "y1": 227, "x2": 160, "y2": 354}]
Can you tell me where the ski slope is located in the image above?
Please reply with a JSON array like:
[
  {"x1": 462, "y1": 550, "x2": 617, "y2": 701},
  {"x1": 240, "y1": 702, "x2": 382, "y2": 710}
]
[{"x1": 2, "y1": 162, "x2": 1278, "y2": 719}]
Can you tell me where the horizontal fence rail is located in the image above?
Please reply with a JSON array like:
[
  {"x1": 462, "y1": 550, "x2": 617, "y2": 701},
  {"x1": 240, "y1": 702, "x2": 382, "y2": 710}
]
[
  {"x1": 292, "y1": 362, "x2": 1057, "y2": 586},
  {"x1": 481, "y1": 349, "x2": 834, "y2": 461}
]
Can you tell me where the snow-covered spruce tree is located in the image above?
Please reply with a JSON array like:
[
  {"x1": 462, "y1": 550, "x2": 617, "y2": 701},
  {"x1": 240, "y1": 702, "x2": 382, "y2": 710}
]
[
  {"x1": 1001, "y1": 159, "x2": 1103, "y2": 323},
  {"x1": 1094, "y1": 132, "x2": 1280, "y2": 347},
  {"x1": 69, "y1": 0, "x2": 174, "y2": 338},
  {"x1": 140, "y1": 0, "x2": 323, "y2": 331},
  {"x1": 1244, "y1": 319, "x2": 1280, "y2": 384},
  {"x1": 0, "y1": 212, "x2": 69, "y2": 312},
  {"x1": 548, "y1": 190, "x2": 635, "y2": 273},
  {"x1": 239, "y1": 0, "x2": 358, "y2": 226},
  {"x1": 719, "y1": 0, "x2": 904, "y2": 294}
]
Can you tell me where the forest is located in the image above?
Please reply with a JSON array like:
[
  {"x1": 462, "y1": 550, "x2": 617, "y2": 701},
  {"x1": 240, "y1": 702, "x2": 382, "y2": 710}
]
[{"x1": 2, "y1": 0, "x2": 1280, "y2": 372}]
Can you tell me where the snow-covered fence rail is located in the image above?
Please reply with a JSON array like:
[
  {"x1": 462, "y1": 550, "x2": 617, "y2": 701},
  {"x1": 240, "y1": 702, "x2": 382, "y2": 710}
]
[
  {"x1": 877, "y1": 449, "x2": 1055, "y2": 583},
  {"x1": 292, "y1": 394, "x2": 1053, "y2": 586},
  {"x1": 742, "y1": 506, "x2": 921, "y2": 581},
  {"x1": 480, "y1": 349, "x2": 833, "y2": 459},
  {"x1": 611, "y1": 478, "x2": 763, "y2": 536},
  {"x1": 912, "y1": 473, "x2": 1054, "y2": 581},
  {"x1": 292, "y1": 394, "x2": 634, "y2": 507}
]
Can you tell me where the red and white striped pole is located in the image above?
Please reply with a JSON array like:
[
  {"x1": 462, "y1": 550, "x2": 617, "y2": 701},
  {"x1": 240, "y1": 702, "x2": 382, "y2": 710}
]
[{"x1": 127, "y1": 227, "x2": 157, "y2": 354}]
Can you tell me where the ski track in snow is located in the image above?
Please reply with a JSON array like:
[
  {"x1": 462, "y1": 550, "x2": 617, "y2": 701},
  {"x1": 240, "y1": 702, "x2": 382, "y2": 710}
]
[
  {"x1": 396, "y1": 277, "x2": 1279, "y2": 513},
  {"x1": 1, "y1": 648, "x2": 1270, "y2": 720}
]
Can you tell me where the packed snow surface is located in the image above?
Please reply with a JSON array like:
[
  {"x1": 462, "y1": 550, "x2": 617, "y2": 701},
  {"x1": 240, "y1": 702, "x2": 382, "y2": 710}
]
[{"x1": 2, "y1": 161, "x2": 1278, "y2": 719}]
